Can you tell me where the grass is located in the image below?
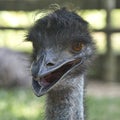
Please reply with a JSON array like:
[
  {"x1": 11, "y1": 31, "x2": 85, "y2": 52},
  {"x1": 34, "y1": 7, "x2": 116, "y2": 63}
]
[
  {"x1": 87, "y1": 96, "x2": 120, "y2": 120},
  {"x1": 0, "y1": 88, "x2": 120, "y2": 120},
  {"x1": 0, "y1": 88, "x2": 45, "y2": 120}
]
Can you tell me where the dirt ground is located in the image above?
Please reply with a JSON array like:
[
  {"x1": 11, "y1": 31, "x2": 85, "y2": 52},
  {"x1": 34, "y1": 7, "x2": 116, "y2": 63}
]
[{"x1": 86, "y1": 80, "x2": 120, "y2": 97}]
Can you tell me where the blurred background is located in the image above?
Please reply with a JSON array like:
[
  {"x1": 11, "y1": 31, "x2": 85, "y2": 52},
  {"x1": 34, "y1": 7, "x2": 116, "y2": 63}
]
[{"x1": 0, "y1": 0, "x2": 120, "y2": 120}]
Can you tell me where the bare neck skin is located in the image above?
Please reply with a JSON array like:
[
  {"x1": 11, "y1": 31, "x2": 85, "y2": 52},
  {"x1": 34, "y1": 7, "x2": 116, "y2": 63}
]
[{"x1": 46, "y1": 74, "x2": 85, "y2": 120}]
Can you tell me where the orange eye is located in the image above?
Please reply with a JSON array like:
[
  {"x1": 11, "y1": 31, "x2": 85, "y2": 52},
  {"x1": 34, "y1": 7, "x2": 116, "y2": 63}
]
[{"x1": 72, "y1": 42, "x2": 84, "y2": 52}]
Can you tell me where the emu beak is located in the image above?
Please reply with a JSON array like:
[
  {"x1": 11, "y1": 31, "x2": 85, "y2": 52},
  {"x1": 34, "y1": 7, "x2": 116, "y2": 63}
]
[{"x1": 32, "y1": 57, "x2": 82, "y2": 97}]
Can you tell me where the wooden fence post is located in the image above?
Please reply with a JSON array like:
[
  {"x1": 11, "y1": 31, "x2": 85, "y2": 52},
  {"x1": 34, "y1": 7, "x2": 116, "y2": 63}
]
[{"x1": 103, "y1": 0, "x2": 117, "y2": 82}]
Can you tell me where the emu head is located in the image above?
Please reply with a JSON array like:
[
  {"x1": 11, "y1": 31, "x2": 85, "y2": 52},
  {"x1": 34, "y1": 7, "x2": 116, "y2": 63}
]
[{"x1": 26, "y1": 8, "x2": 94, "y2": 97}]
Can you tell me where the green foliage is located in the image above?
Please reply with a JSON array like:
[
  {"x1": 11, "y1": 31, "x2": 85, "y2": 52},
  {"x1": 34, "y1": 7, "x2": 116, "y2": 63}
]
[
  {"x1": 0, "y1": 88, "x2": 120, "y2": 120},
  {"x1": 0, "y1": 10, "x2": 120, "y2": 54}
]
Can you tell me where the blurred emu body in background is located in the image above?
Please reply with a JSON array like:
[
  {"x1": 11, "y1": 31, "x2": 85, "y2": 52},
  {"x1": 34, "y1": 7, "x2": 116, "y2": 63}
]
[{"x1": 0, "y1": 47, "x2": 31, "y2": 88}]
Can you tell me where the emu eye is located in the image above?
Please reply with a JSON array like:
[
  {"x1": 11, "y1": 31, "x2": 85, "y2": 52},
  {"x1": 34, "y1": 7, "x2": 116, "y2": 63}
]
[{"x1": 72, "y1": 42, "x2": 84, "y2": 52}]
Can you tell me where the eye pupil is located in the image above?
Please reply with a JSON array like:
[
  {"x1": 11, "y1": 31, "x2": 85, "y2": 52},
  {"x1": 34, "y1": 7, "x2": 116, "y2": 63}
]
[{"x1": 72, "y1": 42, "x2": 84, "y2": 52}]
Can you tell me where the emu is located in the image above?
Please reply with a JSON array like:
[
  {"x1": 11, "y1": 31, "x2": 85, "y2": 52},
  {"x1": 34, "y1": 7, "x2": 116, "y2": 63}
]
[{"x1": 26, "y1": 8, "x2": 95, "y2": 120}]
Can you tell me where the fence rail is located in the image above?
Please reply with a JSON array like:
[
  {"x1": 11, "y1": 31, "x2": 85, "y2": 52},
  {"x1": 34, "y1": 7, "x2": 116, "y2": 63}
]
[
  {"x1": 0, "y1": 27, "x2": 120, "y2": 34},
  {"x1": 0, "y1": 0, "x2": 120, "y2": 11}
]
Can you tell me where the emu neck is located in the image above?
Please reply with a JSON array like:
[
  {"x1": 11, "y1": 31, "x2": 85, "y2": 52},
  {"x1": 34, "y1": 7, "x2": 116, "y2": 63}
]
[{"x1": 46, "y1": 75, "x2": 85, "y2": 120}]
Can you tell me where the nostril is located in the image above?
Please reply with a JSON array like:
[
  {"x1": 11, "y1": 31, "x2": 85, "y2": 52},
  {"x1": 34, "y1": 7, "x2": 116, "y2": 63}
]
[{"x1": 47, "y1": 63, "x2": 55, "y2": 66}]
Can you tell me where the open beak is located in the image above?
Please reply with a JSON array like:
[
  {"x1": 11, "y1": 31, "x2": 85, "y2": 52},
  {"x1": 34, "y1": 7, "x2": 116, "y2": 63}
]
[{"x1": 32, "y1": 58, "x2": 82, "y2": 97}]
